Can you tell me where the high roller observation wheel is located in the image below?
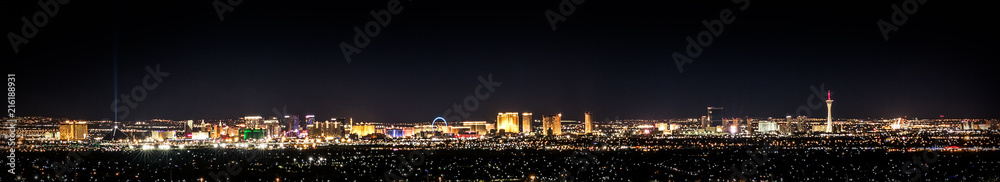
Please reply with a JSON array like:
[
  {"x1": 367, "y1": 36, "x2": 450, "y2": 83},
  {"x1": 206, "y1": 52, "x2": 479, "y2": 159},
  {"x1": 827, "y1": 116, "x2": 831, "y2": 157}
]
[{"x1": 431, "y1": 117, "x2": 448, "y2": 132}]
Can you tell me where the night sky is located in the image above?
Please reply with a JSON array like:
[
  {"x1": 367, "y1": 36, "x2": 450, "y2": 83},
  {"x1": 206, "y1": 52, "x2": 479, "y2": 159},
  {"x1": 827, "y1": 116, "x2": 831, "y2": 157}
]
[{"x1": 2, "y1": 0, "x2": 997, "y2": 122}]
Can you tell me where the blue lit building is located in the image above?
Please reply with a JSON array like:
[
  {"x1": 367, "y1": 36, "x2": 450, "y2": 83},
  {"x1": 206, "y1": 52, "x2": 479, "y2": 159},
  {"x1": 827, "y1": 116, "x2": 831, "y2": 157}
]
[{"x1": 386, "y1": 129, "x2": 405, "y2": 138}]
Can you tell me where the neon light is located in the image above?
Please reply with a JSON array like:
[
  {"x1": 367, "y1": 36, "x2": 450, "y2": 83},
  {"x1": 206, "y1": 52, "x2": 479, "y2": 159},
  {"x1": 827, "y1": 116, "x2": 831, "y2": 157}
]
[{"x1": 431, "y1": 117, "x2": 448, "y2": 132}]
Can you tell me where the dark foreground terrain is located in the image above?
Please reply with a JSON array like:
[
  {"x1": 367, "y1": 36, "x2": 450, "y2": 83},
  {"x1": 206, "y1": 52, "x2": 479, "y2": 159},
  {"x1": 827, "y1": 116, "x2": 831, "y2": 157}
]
[{"x1": 10, "y1": 146, "x2": 1000, "y2": 181}]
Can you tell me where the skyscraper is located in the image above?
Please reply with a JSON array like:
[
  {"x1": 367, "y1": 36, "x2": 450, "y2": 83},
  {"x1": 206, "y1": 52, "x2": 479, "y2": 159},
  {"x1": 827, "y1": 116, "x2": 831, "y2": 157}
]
[
  {"x1": 497, "y1": 112, "x2": 520, "y2": 133},
  {"x1": 542, "y1": 113, "x2": 562, "y2": 136},
  {"x1": 708, "y1": 107, "x2": 724, "y2": 128},
  {"x1": 463, "y1": 121, "x2": 489, "y2": 134},
  {"x1": 243, "y1": 116, "x2": 262, "y2": 128},
  {"x1": 795, "y1": 116, "x2": 809, "y2": 133},
  {"x1": 263, "y1": 118, "x2": 281, "y2": 138},
  {"x1": 701, "y1": 116, "x2": 708, "y2": 128},
  {"x1": 584, "y1": 112, "x2": 593, "y2": 134},
  {"x1": 351, "y1": 125, "x2": 375, "y2": 136},
  {"x1": 826, "y1": 90, "x2": 833, "y2": 133},
  {"x1": 522, "y1": 113, "x2": 532, "y2": 134},
  {"x1": 305, "y1": 115, "x2": 316, "y2": 130},
  {"x1": 58, "y1": 121, "x2": 88, "y2": 141},
  {"x1": 758, "y1": 121, "x2": 779, "y2": 133},
  {"x1": 330, "y1": 117, "x2": 347, "y2": 138}
]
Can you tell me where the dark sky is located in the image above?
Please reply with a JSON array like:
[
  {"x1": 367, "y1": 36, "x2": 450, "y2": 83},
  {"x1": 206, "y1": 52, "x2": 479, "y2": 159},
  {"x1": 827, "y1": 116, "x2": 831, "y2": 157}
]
[{"x1": 2, "y1": 0, "x2": 997, "y2": 122}]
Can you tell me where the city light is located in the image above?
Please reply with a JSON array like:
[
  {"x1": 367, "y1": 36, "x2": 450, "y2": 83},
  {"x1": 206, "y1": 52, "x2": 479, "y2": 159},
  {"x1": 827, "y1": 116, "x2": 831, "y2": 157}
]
[{"x1": 3, "y1": 1, "x2": 993, "y2": 180}]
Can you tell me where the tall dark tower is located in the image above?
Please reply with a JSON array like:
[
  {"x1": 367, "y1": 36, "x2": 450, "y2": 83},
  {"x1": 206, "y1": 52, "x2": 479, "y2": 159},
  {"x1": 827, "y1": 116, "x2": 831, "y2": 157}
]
[{"x1": 707, "y1": 107, "x2": 724, "y2": 128}]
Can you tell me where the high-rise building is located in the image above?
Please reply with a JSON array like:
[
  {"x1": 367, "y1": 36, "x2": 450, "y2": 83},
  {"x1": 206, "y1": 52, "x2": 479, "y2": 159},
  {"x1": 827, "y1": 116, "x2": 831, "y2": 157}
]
[
  {"x1": 240, "y1": 128, "x2": 266, "y2": 140},
  {"x1": 328, "y1": 117, "x2": 347, "y2": 138},
  {"x1": 263, "y1": 119, "x2": 281, "y2": 138},
  {"x1": 542, "y1": 113, "x2": 562, "y2": 136},
  {"x1": 584, "y1": 112, "x2": 593, "y2": 134},
  {"x1": 58, "y1": 121, "x2": 88, "y2": 141},
  {"x1": 522, "y1": 113, "x2": 532, "y2": 134},
  {"x1": 463, "y1": 121, "x2": 489, "y2": 134},
  {"x1": 243, "y1": 116, "x2": 262, "y2": 128},
  {"x1": 795, "y1": 116, "x2": 809, "y2": 133},
  {"x1": 707, "y1": 107, "x2": 724, "y2": 128},
  {"x1": 208, "y1": 123, "x2": 221, "y2": 139},
  {"x1": 305, "y1": 115, "x2": 316, "y2": 132},
  {"x1": 385, "y1": 128, "x2": 405, "y2": 138},
  {"x1": 729, "y1": 118, "x2": 741, "y2": 134},
  {"x1": 282, "y1": 115, "x2": 301, "y2": 137},
  {"x1": 496, "y1": 112, "x2": 520, "y2": 133},
  {"x1": 308, "y1": 120, "x2": 340, "y2": 139},
  {"x1": 758, "y1": 121, "x2": 779, "y2": 133},
  {"x1": 786, "y1": 115, "x2": 792, "y2": 122},
  {"x1": 186, "y1": 120, "x2": 195, "y2": 132},
  {"x1": 351, "y1": 125, "x2": 376, "y2": 136},
  {"x1": 701, "y1": 116, "x2": 708, "y2": 128},
  {"x1": 826, "y1": 90, "x2": 834, "y2": 133}
]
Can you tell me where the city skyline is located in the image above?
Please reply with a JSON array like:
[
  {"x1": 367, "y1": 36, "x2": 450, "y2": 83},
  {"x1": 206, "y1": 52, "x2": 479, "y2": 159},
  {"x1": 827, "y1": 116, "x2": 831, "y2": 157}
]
[{"x1": 4, "y1": 0, "x2": 999, "y2": 181}]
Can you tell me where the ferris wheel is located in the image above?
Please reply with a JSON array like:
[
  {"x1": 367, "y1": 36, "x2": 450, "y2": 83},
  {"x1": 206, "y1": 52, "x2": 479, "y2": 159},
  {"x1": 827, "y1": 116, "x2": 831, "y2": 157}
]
[{"x1": 431, "y1": 117, "x2": 448, "y2": 133}]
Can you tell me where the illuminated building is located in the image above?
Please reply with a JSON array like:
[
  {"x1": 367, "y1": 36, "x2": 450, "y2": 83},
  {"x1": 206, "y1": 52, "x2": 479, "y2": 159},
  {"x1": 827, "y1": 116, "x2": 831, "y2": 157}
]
[
  {"x1": 352, "y1": 125, "x2": 376, "y2": 136},
  {"x1": 729, "y1": 118, "x2": 741, "y2": 134},
  {"x1": 812, "y1": 125, "x2": 827, "y2": 132},
  {"x1": 521, "y1": 113, "x2": 532, "y2": 134},
  {"x1": 243, "y1": 116, "x2": 262, "y2": 127},
  {"x1": 449, "y1": 126, "x2": 471, "y2": 134},
  {"x1": 305, "y1": 115, "x2": 316, "y2": 131},
  {"x1": 385, "y1": 129, "x2": 404, "y2": 138},
  {"x1": 497, "y1": 112, "x2": 520, "y2": 133},
  {"x1": 241, "y1": 128, "x2": 266, "y2": 140},
  {"x1": 308, "y1": 121, "x2": 330, "y2": 138},
  {"x1": 102, "y1": 126, "x2": 132, "y2": 141},
  {"x1": 58, "y1": 121, "x2": 88, "y2": 141},
  {"x1": 463, "y1": 121, "x2": 489, "y2": 134},
  {"x1": 415, "y1": 125, "x2": 434, "y2": 135},
  {"x1": 758, "y1": 121, "x2": 779, "y2": 133},
  {"x1": 306, "y1": 124, "x2": 317, "y2": 138},
  {"x1": 209, "y1": 124, "x2": 221, "y2": 138},
  {"x1": 373, "y1": 125, "x2": 387, "y2": 134},
  {"x1": 542, "y1": 114, "x2": 562, "y2": 136},
  {"x1": 308, "y1": 119, "x2": 346, "y2": 138},
  {"x1": 826, "y1": 90, "x2": 833, "y2": 133},
  {"x1": 437, "y1": 125, "x2": 452, "y2": 134},
  {"x1": 191, "y1": 132, "x2": 210, "y2": 139},
  {"x1": 283, "y1": 115, "x2": 301, "y2": 137},
  {"x1": 561, "y1": 120, "x2": 581, "y2": 134},
  {"x1": 150, "y1": 131, "x2": 177, "y2": 141},
  {"x1": 666, "y1": 123, "x2": 681, "y2": 134},
  {"x1": 263, "y1": 119, "x2": 281, "y2": 138},
  {"x1": 656, "y1": 123, "x2": 669, "y2": 131},
  {"x1": 700, "y1": 116, "x2": 708, "y2": 128},
  {"x1": 584, "y1": 112, "x2": 593, "y2": 134},
  {"x1": 186, "y1": 120, "x2": 195, "y2": 132},
  {"x1": 795, "y1": 116, "x2": 809, "y2": 133},
  {"x1": 329, "y1": 118, "x2": 347, "y2": 138}
]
